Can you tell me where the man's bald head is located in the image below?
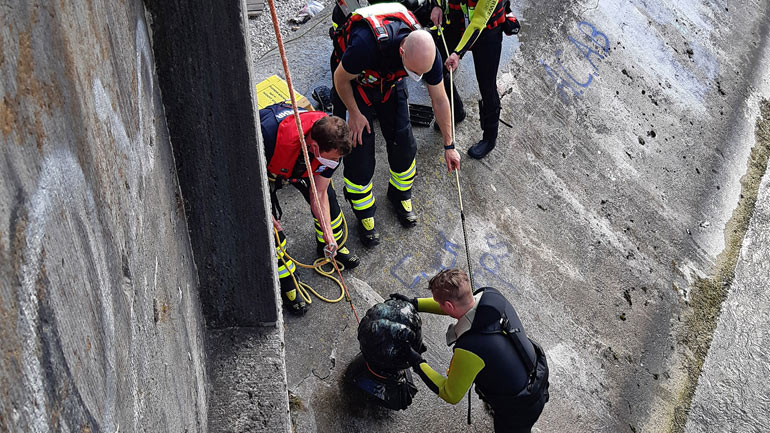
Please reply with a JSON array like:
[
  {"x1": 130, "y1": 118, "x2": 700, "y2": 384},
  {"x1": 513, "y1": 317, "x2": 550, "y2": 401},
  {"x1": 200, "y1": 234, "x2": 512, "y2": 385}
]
[{"x1": 400, "y1": 29, "x2": 436, "y2": 74}]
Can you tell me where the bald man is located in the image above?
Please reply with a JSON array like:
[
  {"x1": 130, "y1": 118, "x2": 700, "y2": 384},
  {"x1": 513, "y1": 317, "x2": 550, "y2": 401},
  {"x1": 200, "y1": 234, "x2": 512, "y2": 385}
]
[{"x1": 330, "y1": 3, "x2": 460, "y2": 247}]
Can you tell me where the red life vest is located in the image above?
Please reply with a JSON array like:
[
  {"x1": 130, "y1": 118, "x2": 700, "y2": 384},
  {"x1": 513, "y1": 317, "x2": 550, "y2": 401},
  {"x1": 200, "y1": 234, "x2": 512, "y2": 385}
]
[
  {"x1": 331, "y1": 3, "x2": 421, "y2": 95},
  {"x1": 266, "y1": 110, "x2": 328, "y2": 181}
]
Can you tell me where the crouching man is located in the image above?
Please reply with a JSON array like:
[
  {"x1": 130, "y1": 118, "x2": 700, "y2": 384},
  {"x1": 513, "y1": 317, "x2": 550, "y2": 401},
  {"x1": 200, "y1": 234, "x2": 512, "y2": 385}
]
[
  {"x1": 261, "y1": 103, "x2": 360, "y2": 315},
  {"x1": 391, "y1": 268, "x2": 549, "y2": 432}
]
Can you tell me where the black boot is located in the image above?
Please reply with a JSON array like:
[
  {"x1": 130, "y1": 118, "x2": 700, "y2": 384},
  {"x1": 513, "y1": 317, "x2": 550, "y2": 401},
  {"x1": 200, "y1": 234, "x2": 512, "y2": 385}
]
[
  {"x1": 387, "y1": 188, "x2": 418, "y2": 227},
  {"x1": 312, "y1": 85, "x2": 333, "y2": 114},
  {"x1": 468, "y1": 100, "x2": 499, "y2": 159},
  {"x1": 358, "y1": 217, "x2": 380, "y2": 247},
  {"x1": 468, "y1": 139, "x2": 496, "y2": 159},
  {"x1": 280, "y1": 275, "x2": 309, "y2": 316}
]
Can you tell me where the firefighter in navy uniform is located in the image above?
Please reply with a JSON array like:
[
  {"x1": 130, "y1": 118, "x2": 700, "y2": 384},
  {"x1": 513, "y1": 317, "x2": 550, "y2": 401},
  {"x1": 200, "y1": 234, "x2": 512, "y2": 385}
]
[
  {"x1": 430, "y1": 0, "x2": 520, "y2": 159},
  {"x1": 391, "y1": 268, "x2": 549, "y2": 432},
  {"x1": 329, "y1": 3, "x2": 461, "y2": 247},
  {"x1": 260, "y1": 103, "x2": 359, "y2": 315}
]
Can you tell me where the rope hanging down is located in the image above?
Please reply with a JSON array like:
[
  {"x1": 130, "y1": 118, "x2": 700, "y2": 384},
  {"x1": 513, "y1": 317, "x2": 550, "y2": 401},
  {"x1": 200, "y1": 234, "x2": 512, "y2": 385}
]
[{"x1": 266, "y1": 0, "x2": 359, "y2": 323}]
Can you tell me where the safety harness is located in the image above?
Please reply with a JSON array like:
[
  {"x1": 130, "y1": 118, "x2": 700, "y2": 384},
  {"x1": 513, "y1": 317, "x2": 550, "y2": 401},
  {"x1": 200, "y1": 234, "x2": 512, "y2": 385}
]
[{"x1": 330, "y1": 3, "x2": 422, "y2": 103}]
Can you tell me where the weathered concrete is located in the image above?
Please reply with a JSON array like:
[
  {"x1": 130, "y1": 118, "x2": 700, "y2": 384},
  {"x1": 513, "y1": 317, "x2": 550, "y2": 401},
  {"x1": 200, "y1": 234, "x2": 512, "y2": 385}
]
[
  {"x1": 1, "y1": 1, "x2": 207, "y2": 431},
  {"x1": 250, "y1": 0, "x2": 770, "y2": 431},
  {"x1": 146, "y1": 1, "x2": 292, "y2": 432},
  {"x1": 207, "y1": 327, "x2": 292, "y2": 433},
  {"x1": 684, "y1": 105, "x2": 770, "y2": 433},
  {"x1": 146, "y1": 0, "x2": 280, "y2": 328}
]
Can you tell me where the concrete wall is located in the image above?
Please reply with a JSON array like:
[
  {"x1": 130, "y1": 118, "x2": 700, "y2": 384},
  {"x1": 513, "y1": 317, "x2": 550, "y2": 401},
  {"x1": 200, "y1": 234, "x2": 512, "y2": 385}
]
[
  {"x1": 146, "y1": 0, "x2": 280, "y2": 328},
  {"x1": 0, "y1": 1, "x2": 208, "y2": 431}
]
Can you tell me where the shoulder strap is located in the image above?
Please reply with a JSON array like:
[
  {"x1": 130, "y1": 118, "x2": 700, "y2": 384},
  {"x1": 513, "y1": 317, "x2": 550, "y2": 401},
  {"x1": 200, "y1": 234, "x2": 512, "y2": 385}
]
[
  {"x1": 349, "y1": 3, "x2": 421, "y2": 45},
  {"x1": 500, "y1": 317, "x2": 536, "y2": 374},
  {"x1": 468, "y1": 288, "x2": 537, "y2": 375}
]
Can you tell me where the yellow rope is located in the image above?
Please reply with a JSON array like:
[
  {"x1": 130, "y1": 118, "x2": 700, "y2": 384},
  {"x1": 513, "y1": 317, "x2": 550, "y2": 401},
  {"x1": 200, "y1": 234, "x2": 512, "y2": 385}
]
[{"x1": 273, "y1": 207, "x2": 352, "y2": 304}]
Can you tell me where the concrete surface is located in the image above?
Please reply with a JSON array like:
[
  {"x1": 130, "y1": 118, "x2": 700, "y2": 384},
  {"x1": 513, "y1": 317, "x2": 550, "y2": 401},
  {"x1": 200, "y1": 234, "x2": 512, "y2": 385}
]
[
  {"x1": 147, "y1": 0, "x2": 281, "y2": 327},
  {"x1": 1, "y1": 1, "x2": 207, "y2": 432},
  {"x1": 207, "y1": 327, "x2": 292, "y2": 433},
  {"x1": 685, "y1": 104, "x2": 770, "y2": 433},
  {"x1": 250, "y1": 0, "x2": 770, "y2": 432},
  {"x1": 146, "y1": 1, "x2": 293, "y2": 432}
]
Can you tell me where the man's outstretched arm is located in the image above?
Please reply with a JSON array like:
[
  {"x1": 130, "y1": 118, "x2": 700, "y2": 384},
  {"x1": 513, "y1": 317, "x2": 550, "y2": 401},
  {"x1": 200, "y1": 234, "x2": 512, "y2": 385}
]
[{"x1": 410, "y1": 348, "x2": 485, "y2": 404}]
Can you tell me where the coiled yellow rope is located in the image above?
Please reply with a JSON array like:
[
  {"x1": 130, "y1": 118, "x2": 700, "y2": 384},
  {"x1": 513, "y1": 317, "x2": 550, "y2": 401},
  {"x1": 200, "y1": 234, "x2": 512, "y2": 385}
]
[{"x1": 273, "y1": 207, "x2": 352, "y2": 304}]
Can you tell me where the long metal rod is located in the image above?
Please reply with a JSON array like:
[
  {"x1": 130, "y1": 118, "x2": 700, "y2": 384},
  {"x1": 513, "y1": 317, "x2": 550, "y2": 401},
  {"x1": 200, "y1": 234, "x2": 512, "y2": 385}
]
[{"x1": 440, "y1": 28, "x2": 475, "y2": 291}]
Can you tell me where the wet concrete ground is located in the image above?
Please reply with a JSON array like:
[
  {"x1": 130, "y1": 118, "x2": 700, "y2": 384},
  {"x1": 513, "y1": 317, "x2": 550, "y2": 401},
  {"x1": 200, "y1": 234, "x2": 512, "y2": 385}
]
[{"x1": 249, "y1": 0, "x2": 770, "y2": 431}]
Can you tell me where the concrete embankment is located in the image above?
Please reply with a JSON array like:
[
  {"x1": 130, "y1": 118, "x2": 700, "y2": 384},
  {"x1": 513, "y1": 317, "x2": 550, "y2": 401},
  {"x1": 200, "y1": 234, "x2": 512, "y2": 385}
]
[
  {"x1": 251, "y1": 0, "x2": 770, "y2": 431},
  {"x1": 2, "y1": 1, "x2": 291, "y2": 432}
]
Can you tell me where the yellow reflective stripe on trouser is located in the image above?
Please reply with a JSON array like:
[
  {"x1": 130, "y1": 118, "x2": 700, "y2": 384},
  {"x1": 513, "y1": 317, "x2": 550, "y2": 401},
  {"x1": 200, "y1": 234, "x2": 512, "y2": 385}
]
[
  {"x1": 314, "y1": 213, "x2": 343, "y2": 231},
  {"x1": 275, "y1": 237, "x2": 288, "y2": 260},
  {"x1": 345, "y1": 178, "x2": 373, "y2": 194},
  {"x1": 314, "y1": 212, "x2": 345, "y2": 242},
  {"x1": 277, "y1": 259, "x2": 296, "y2": 278},
  {"x1": 315, "y1": 226, "x2": 344, "y2": 242},
  {"x1": 389, "y1": 159, "x2": 416, "y2": 191},
  {"x1": 329, "y1": 212, "x2": 343, "y2": 230},
  {"x1": 351, "y1": 193, "x2": 375, "y2": 210}
]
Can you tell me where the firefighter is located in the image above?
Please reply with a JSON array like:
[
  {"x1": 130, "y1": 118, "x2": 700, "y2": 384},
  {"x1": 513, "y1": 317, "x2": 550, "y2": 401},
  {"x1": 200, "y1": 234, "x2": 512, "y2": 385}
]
[
  {"x1": 260, "y1": 103, "x2": 360, "y2": 315},
  {"x1": 330, "y1": 3, "x2": 461, "y2": 247},
  {"x1": 431, "y1": 0, "x2": 520, "y2": 159},
  {"x1": 391, "y1": 268, "x2": 549, "y2": 432}
]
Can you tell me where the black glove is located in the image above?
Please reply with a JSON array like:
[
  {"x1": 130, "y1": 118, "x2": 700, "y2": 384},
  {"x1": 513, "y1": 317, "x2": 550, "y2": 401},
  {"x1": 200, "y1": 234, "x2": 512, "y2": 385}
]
[
  {"x1": 389, "y1": 293, "x2": 418, "y2": 310},
  {"x1": 406, "y1": 346, "x2": 425, "y2": 368}
]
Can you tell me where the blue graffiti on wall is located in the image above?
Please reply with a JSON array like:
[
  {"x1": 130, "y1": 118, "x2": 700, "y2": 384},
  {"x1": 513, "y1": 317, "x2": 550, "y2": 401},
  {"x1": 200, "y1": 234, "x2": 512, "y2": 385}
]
[
  {"x1": 540, "y1": 21, "x2": 610, "y2": 104},
  {"x1": 390, "y1": 231, "x2": 517, "y2": 292}
]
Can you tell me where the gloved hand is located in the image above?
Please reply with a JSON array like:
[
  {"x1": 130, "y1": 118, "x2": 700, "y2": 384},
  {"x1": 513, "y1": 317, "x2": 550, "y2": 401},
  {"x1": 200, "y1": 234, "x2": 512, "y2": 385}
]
[
  {"x1": 389, "y1": 293, "x2": 418, "y2": 310},
  {"x1": 406, "y1": 346, "x2": 425, "y2": 368}
]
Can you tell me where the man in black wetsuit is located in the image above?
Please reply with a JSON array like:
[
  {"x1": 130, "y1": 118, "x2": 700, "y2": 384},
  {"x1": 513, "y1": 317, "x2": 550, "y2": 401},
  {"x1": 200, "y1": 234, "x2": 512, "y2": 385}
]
[{"x1": 392, "y1": 268, "x2": 549, "y2": 432}]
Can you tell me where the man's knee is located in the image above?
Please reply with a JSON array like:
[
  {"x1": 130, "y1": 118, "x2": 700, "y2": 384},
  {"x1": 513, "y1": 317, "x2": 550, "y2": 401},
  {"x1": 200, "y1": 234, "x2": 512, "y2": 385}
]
[{"x1": 394, "y1": 123, "x2": 416, "y2": 150}]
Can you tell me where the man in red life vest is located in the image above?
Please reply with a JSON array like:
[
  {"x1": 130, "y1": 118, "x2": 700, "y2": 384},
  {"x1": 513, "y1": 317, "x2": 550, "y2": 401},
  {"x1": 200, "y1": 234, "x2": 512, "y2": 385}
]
[
  {"x1": 260, "y1": 103, "x2": 359, "y2": 315},
  {"x1": 330, "y1": 3, "x2": 461, "y2": 247}
]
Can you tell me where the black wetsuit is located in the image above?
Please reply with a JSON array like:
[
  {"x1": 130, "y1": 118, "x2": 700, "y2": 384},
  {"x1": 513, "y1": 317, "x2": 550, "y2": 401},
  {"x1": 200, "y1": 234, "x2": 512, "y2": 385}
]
[{"x1": 413, "y1": 287, "x2": 549, "y2": 432}]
